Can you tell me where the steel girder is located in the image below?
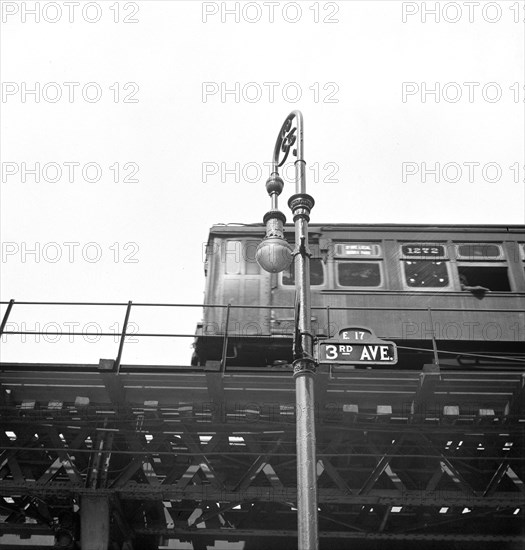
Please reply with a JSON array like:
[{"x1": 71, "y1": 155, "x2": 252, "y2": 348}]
[{"x1": 1, "y1": 365, "x2": 524, "y2": 549}]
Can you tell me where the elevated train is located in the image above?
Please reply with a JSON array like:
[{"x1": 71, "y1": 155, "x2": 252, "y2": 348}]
[{"x1": 193, "y1": 224, "x2": 525, "y2": 370}]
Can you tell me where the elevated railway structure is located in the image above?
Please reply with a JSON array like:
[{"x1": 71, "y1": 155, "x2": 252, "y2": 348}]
[{"x1": 0, "y1": 299, "x2": 524, "y2": 549}]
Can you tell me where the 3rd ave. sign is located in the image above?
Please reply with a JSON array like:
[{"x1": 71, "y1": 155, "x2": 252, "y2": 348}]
[{"x1": 317, "y1": 326, "x2": 398, "y2": 366}]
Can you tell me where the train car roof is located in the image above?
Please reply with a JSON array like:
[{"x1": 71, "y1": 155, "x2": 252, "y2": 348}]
[{"x1": 208, "y1": 223, "x2": 525, "y2": 236}]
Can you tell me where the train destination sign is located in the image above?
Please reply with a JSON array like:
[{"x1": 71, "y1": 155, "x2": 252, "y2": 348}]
[{"x1": 317, "y1": 327, "x2": 398, "y2": 366}]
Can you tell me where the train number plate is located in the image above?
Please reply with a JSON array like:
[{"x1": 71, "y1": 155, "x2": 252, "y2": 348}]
[{"x1": 401, "y1": 245, "x2": 445, "y2": 257}]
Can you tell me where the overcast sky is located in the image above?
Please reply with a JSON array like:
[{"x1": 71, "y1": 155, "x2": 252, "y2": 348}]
[{"x1": 1, "y1": 0, "x2": 524, "y2": 365}]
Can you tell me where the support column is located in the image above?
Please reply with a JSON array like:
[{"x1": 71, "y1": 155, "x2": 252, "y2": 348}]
[{"x1": 80, "y1": 496, "x2": 110, "y2": 550}]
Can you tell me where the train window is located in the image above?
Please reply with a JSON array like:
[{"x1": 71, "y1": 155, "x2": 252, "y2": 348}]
[
  {"x1": 282, "y1": 259, "x2": 324, "y2": 286},
  {"x1": 245, "y1": 240, "x2": 260, "y2": 275},
  {"x1": 455, "y1": 243, "x2": 510, "y2": 291},
  {"x1": 458, "y1": 266, "x2": 510, "y2": 291},
  {"x1": 337, "y1": 262, "x2": 382, "y2": 287},
  {"x1": 224, "y1": 241, "x2": 241, "y2": 274},
  {"x1": 223, "y1": 240, "x2": 261, "y2": 275},
  {"x1": 456, "y1": 244, "x2": 504, "y2": 260},
  {"x1": 403, "y1": 261, "x2": 449, "y2": 288}
]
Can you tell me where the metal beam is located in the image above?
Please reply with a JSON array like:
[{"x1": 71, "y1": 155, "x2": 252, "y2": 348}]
[
  {"x1": 409, "y1": 369, "x2": 440, "y2": 421},
  {"x1": 1, "y1": 482, "x2": 522, "y2": 508},
  {"x1": 37, "y1": 428, "x2": 88, "y2": 485},
  {"x1": 359, "y1": 438, "x2": 404, "y2": 495},
  {"x1": 80, "y1": 495, "x2": 110, "y2": 550},
  {"x1": 505, "y1": 373, "x2": 525, "y2": 421},
  {"x1": 133, "y1": 526, "x2": 525, "y2": 542},
  {"x1": 173, "y1": 431, "x2": 224, "y2": 491},
  {"x1": 2, "y1": 522, "x2": 524, "y2": 543},
  {"x1": 417, "y1": 433, "x2": 478, "y2": 496},
  {"x1": 234, "y1": 437, "x2": 284, "y2": 492}
]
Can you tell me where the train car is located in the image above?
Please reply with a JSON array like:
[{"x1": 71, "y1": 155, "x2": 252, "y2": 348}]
[{"x1": 192, "y1": 224, "x2": 525, "y2": 370}]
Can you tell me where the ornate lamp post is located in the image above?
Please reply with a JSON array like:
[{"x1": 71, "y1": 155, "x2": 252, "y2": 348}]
[{"x1": 256, "y1": 111, "x2": 318, "y2": 550}]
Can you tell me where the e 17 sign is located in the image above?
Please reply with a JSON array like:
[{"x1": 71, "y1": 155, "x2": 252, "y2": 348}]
[{"x1": 317, "y1": 327, "x2": 398, "y2": 366}]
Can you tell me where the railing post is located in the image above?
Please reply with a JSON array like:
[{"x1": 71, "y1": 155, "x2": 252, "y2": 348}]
[
  {"x1": 427, "y1": 306, "x2": 440, "y2": 367},
  {"x1": 221, "y1": 303, "x2": 231, "y2": 373},
  {"x1": 0, "y1": 299, "x2": 15, "y2": 337},
  {"x1": 115, "y1": 301, "x2": 132, "y2": 373}
]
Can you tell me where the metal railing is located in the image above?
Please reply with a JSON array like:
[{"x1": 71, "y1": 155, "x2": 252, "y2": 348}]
[{"x1": 1, "y1": 299, "x2": 523, "y2": 371}]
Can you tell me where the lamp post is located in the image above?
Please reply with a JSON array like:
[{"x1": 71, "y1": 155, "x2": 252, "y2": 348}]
[{"x1": 256, "y1": 111, "x2": 319, "y2": 550}]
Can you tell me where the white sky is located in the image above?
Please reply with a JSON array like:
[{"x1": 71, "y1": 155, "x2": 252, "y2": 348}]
[{"x1": 0, "y1": 0, "x2": 524, "y2": 365}]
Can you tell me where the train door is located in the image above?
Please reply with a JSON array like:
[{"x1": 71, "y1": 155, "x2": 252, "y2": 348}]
[{"x1": 220, "y1": 239, "x2": 271, "y2": 337}]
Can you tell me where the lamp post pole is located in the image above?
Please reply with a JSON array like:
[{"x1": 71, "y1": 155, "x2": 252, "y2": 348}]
[{"x1": 256, "y1": 111, "x2": 319, "y2": 550}]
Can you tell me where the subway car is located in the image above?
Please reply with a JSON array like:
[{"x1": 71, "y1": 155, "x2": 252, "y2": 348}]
[{"x1": 192, "y1": 224, "x2": 525, "y2": 370}]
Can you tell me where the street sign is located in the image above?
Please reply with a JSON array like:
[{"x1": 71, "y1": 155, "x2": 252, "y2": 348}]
[{"x1": 317, "y1": 326, "x2": 398, "y2": 366}]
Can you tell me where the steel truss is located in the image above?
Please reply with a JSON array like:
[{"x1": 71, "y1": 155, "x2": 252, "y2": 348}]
[{"x1": 1, "y1": 362, "x2": 524, "y2": 549}]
